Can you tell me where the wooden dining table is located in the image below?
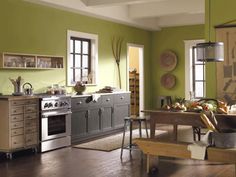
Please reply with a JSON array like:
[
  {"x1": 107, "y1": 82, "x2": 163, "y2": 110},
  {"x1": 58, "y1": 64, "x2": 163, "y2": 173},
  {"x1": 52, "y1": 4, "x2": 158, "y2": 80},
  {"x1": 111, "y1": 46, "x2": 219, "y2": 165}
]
[{"x1": 142, "y1": 110, "x2": 236, "y2": 139}]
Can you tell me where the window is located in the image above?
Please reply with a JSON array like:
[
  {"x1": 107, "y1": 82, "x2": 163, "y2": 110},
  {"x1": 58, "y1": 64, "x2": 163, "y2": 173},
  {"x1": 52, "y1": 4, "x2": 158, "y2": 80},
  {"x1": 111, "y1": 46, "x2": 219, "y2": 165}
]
[
  {"x1": 192, "y1": 51, "x2": 205, "y2": 98},
  {"x1": 67, "y1": 30, "x2": 98, "y2": 86},
  {"x1": 184, "y1": 40, "x2": 205, "y2": 99}
]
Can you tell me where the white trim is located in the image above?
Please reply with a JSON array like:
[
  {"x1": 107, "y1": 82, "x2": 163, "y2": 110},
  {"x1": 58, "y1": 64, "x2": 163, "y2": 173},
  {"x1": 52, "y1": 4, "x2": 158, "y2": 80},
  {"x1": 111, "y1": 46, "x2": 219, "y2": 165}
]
[
  {"x1": 184, "y1": 39, "x2": 204, "y2": 99},
  {"x1": 127, "y1": 43, "x2": 144, "y2": 116},
  {"x1": 67, "y1": 30, "x2": 98, "y2": 86}
]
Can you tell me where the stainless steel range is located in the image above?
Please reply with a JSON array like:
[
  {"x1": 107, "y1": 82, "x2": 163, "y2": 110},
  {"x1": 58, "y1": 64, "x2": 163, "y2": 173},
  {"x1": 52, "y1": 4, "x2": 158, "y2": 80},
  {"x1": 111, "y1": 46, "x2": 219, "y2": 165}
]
[{"x1": 39, "y1": 95, "x2": 71, "y2": 152}]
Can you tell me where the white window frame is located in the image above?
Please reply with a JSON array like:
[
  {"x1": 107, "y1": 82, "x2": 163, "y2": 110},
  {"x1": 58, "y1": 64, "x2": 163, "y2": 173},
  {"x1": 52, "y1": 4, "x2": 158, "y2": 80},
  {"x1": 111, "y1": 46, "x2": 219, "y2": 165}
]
[
  {"x1": 67, "y1": 30, "x2": 98, "y2": 86},
  {"x1": 184, "y1": 39, "x2": 205, "y2": 100}
]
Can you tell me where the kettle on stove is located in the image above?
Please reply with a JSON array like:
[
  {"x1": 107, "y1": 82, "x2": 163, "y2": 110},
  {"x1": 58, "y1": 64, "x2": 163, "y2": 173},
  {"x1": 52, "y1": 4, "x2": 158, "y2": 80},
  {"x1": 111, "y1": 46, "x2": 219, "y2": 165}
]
[{"x1": 23, "y1": 82, "x2": 33, "y2": 95}]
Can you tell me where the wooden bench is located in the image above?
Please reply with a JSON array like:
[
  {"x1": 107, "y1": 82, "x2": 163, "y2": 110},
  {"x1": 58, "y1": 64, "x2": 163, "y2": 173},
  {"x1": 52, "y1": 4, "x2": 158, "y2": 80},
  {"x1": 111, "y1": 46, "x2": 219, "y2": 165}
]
[{"x1": 134, "y1": 138, "x2": 236, "y2": 176}]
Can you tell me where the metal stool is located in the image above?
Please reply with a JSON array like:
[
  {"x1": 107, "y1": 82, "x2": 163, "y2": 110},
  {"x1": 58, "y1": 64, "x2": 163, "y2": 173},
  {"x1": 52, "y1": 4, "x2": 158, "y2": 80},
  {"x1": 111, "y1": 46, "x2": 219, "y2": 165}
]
[
  {"x1": 120, "y1": 116, "x2": 149, "y2": 159},
  {"x1": 193, "y1": 127, "x2": 207, "y2": 141}
]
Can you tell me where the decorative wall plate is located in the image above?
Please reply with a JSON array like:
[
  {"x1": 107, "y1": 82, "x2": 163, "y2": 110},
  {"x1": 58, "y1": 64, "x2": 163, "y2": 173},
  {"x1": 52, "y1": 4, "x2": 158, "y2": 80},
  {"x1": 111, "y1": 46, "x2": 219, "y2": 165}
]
[
  {"x1": 160, "y1": 50, "x2": 177, "y2": 71},
  {"x1": 161, "y1": 73, "x2": 176, "y2": 89}
]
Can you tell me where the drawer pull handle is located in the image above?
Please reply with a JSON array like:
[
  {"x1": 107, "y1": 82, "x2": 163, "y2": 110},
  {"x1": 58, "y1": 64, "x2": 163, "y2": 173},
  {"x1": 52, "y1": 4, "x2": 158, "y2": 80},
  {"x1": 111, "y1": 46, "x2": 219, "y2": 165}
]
[
  {"x1": 120, "y1": 96, "x2": 124, "y2": 100},
  {"x1": 77, "y1": 101, "x2": 82, "y2": 105},
  {"x1": 106, "y1": 99, "x2": 110, "y2": 101}
]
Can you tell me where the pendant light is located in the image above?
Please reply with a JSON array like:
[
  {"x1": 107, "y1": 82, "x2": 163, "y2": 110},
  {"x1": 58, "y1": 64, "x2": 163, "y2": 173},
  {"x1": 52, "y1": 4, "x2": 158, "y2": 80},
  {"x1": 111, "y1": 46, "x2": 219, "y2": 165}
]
[{"x1": 194, "y1": 0, "x2": 224, "y2": 62}]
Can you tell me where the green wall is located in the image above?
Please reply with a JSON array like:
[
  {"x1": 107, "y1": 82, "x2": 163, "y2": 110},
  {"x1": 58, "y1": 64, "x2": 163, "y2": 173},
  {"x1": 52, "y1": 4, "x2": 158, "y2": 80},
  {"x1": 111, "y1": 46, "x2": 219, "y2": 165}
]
[
  {"x1": 149, "y1": 0, "x2": 236, "y2": 108},
  {"x1": 151, "y1": 25, "x2": 205, "y2": 108},
  {"x1": 205, "y1": 0, "x2": 236, "y2": 98},
  {"x1": 0, "y1": 0, "x2": 152, "y2": 108},
  {"x1": 1, "y1": 0, "x2": 218, "y2": 110}
]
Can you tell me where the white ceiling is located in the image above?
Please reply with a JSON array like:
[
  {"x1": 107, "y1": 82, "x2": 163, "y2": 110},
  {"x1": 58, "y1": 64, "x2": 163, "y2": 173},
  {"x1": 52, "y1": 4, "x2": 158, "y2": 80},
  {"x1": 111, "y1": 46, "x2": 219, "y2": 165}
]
[{"x1": 25, "y1": 0, "x2": 205, "y2": 31}]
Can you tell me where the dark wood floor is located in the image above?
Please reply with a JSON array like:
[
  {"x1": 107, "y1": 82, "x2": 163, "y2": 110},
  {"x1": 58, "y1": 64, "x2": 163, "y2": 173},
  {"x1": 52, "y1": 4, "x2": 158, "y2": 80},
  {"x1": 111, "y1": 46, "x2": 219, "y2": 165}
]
[{"x1": 0, "y1": 126, "x2": 235, "y2": 177}]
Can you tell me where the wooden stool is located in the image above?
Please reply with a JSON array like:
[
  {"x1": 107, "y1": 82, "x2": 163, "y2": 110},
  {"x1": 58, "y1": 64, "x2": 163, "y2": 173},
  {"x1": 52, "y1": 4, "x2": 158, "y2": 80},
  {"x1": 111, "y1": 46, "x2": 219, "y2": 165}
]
[{"x1": 120, "y1": 116, "x2": 149, "y2": 159}]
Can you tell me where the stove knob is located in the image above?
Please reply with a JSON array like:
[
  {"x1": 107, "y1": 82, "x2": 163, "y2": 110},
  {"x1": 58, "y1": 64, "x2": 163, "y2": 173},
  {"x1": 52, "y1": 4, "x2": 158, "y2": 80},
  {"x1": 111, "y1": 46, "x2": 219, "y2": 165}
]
[
  {"x1": 54, "y1": 102, "x2": 58, "y2": 107},
  {"x1": 48, "y1": 103, "x2": 53, "y2": 108},
  {"x1": 60, "y1": 102, "x2": 64, "y2": 107},
  {"x1": 63, "y1": 101, "x2": 68, "y2": 106},
  {"x1": 44, "y1": 103, "x2": 49, "y2": 108}
]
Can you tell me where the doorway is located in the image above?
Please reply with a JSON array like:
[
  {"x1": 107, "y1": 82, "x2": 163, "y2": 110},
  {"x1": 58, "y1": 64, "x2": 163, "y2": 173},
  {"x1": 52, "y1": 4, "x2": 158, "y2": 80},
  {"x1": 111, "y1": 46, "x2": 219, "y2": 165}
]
[{"x1": 127, "y1": 44, "x2": 144, "y2": 116}]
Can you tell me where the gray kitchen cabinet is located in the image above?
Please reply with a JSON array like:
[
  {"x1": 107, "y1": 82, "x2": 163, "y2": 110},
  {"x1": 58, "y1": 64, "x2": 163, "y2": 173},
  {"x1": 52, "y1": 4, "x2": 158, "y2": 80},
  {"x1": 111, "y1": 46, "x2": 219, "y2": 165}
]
[
  {"x1": 101, "y1": 107, "x2": 113, "y2": 131},
  {"x1": 113, "y1": 104, "x2": 129, "y2": 128},
  {"x1": 71, "y1": 92, "x2": 130, "y2": 144},
  {"x1": 71, "y1": 110, "x2": 87, "y2": 139},
  {"x1": 101, "y1": 94, "x2": 113, "y2": 131},
  {"x1": 87, "y1": 108, "x2": 101, "y2": 134},
  {"x1": 113, "y1": 93, "x2": 130, "y2": 128}
]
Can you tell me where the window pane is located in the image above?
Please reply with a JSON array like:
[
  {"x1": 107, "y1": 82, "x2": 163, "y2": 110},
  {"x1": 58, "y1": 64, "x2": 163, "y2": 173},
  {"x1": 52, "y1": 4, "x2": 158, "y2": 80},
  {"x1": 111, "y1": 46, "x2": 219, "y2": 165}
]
[
  {"x1": 82, "y1": 41, "x2": 89, "y2": 54},
  {"x1": 70, "y1": 40, "x2": 74, "y2": 53},
  {"x1": 194, "y1": 48, "x2": 203, "y2": 64},
  {"x1": 69, "y1": 54, "x2": 74, "y2": 68},
  {"x1": 75, "y1": 69, "x2": 81, "y2": 81},
  {"x1": 82, "y1": 69, "x2": 88, "y2": 79},
  {"x1": 82, "y1": 55, "x2": 88, "y2": 68},
  {"x1": 195, "y1": 65, "x2": 204, "y2": 80},
  {"x1": 195, "y1": 81, "x2": 204, "y2": 97},
  {"x1": 75, "y1": 40, "x2": 81, "y2": 53},
  {"x1": 82, "y1": 69, "x2": 88, "y2": 76},
  {"x1": 194, "y1": 57, "x2": 203, "y2": 64},
  {"x1": 75, "y1": 54, "x2": 81, "y2": 68},
  {"x1": 69, "y1": 69, "x2": 74, "y2": 83}
]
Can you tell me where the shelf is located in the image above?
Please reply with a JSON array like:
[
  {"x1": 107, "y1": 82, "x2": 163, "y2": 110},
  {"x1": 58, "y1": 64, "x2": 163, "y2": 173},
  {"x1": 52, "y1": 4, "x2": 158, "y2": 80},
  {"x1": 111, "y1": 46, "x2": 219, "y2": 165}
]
[
  {"x1": 0, "y1": 52, "x2": 64, "y2": 69},
  {"x1": 37, "y1": 56, "x2": 63, "y2": 69},
  {"x1": 129, "y1": 70, "x2": 139, "y2": 116}
]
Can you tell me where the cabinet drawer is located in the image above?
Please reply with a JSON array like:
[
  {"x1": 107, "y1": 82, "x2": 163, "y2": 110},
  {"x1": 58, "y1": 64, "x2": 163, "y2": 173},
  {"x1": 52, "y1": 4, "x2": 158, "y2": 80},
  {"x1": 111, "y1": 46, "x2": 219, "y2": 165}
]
[
  {"x1": 11, "y1": 121, "x2": 24, "y2": 129},
  {"x1": 11, "y1": 114, "x2": 23, "y2": 122},
  {"x1": 25, "y1": 119, "x2": 37, "y2": 127},
  {"x1": 11, "y1": 100, "x2": 26, "y2": 106},
  {"x1": 102, "y1": 95, "x2": 114, "y2": 106},
  {"x1": 89, "y1": 95, "x2": 102, "y2": 107},
  {"x1": 11, "y1": 128, "x2": 24, "y2": 136},
  {"x1": 72, "y1": 97, "x2": 90, "y2": 109},
  {"x1": 24, "y1": 99, "x2": 38, "y2": 105},
  {"x1": 114, "y1": 93, "x2": 130, "y2": 104},
  {"x1": 25, "y1": 105, "x2": 38, "y2": 113},
  {"x1": 25, "y1": 133, "x2": 38, "y2": 146},
  {"x1": 25, "y1": 126, "x2": 37, "y2": 134},
  {"x1": 11, "y1": 135, "x2": 24, "y2": 149},
  {"x1": 11, "y1": 106, "x2": 24, "y2": 115},
  {"x1": 25, "y1": 113, "x2": 38, "y2": 119}
]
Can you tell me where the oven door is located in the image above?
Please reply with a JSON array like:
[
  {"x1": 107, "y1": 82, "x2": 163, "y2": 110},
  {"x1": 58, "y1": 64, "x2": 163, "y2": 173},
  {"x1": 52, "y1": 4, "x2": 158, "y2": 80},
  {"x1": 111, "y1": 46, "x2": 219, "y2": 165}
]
[{"x1": 41, "y1": 110, "x2": 71, "y2": 141}]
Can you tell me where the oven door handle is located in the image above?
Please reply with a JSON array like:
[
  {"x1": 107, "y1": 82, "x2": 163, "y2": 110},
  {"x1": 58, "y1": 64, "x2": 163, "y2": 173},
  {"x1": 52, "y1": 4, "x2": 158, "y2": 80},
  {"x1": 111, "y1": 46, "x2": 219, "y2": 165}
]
[{"x1": 42, "y1": 111, "x2": 72, "y2": 118}]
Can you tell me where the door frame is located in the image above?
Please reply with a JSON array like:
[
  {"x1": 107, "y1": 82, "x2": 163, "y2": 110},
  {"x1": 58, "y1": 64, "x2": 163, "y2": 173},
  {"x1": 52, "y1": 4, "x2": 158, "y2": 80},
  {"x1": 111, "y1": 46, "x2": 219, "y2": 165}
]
[{"x1": 127, "y1": 43, "x2": 144, "y2": 116}]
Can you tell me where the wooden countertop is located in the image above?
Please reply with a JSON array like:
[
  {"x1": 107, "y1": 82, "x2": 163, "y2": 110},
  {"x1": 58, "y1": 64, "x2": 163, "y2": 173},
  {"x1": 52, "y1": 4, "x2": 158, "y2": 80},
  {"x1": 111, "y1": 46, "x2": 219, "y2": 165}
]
[
  {"x1": 0, "y1": 95, "x2": 39, "y2": 100},
  {"x1": 142, "y1": 109, "x2": 236, "y2": 117}
]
